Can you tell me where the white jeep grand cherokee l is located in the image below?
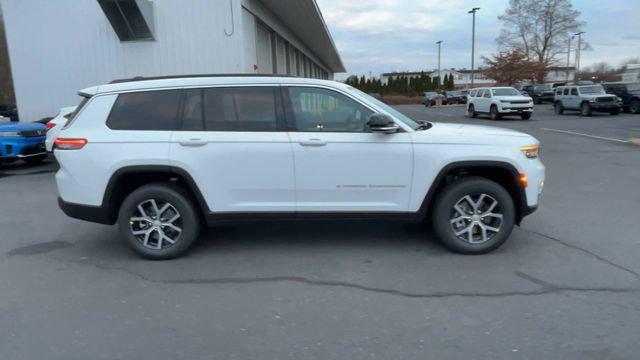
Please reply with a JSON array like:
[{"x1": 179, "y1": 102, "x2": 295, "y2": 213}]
[
  {"x1": 467, "y1": 87, "x2": 534, "y2": 120},
  {"x1": 55, "y1": 75, "x2": 545, "y2": 259}
]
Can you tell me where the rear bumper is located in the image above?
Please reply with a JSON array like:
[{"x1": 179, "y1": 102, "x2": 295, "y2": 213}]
[{"x1": 58, "y1": 197, "x2": 114, "y2": 225}]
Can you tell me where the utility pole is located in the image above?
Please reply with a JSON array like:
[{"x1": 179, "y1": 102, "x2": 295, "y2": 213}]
[
  {"x1": 566, "y1": 35, "x2": 573, "y2": 81},
  {"x1": 574, "y1": 31, "x2": 585, "y2": 83},
  {"x1": 436, "y1": 40, "x2": 442, "y2": 90},
  {"x1": 468, "y1": 7, "x2": 480, "y2": 89}
]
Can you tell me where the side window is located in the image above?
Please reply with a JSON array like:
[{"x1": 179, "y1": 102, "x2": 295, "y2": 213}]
[
  {"x1": 469, "y1": 90, "x2": 477, "y2": 97},
  {"x1": 181, "y1": 89, "x2": 204, "y2": 131},
  {"x1": 571, "y1": 88, "x2": 578, "y2": 96},
  {"x1": 287, "y1": 87, "x2": 374, "y2": 132},
  {"x1": 563, "y1": 88, "x2": 570, "y2": 96},
  {"x1": 107, "y1": 90, "x2": 181, "y2": 130},
  {"x1": 556, "y1": 88, "x2": 563, "y2": 96},
  {"x1": 203, "y1": 87, "x2": 279, "y2": 131},
  {"x1": 484, "y1": 89, "x2": 491, "y2": 98}
]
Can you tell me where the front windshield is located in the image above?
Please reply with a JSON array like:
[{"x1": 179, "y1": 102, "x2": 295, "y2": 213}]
[
  {"x1": 627, "y1": 83, "x2": 640, "y2": 92},
  {"x1": 491, "y1": 88, "x2": 520, "y2": 96},
  {"x1": 534, "y1": 85, "x2": 552, "y2": 91},
  {"x1": 579, "y1": 85, "x2": 605, "y2": 94},
  {"x1": 350, "y1": 87, "x2": 420, "y2": 130}
]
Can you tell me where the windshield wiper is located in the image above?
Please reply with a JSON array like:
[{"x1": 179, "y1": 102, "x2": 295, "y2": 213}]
[{"x1": 416, "y1": 121, "x2": 432, "y2": 131}]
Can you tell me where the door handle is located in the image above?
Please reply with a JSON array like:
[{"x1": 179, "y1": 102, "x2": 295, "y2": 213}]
[
  {"x1": 298, "y1": 138, "x2": 327, "y2": 147},
  {"x1": 179, "y1": 138, "x2": 207, "y2": 147}
]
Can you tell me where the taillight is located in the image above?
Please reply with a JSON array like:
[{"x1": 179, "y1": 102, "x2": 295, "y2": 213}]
[
  {"x1": 54, "y1": 138, "x2": 88, "y2": 150},
  {"x1": 46, "y1": 122, "x2": 56, "y2": 130}
]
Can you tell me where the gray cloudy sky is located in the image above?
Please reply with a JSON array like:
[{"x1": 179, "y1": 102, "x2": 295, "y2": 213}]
[{"x1": 315, "y1": 0, "x2": 640, "y2": 79}]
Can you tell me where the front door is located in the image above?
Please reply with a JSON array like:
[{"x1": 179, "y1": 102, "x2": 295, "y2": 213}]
[
  {"x1": 284, "y1": 86, "x2": 413, "y2": 212},
  {"x1": 170, "y1": 86, "x2": 295, "y2": 213}
]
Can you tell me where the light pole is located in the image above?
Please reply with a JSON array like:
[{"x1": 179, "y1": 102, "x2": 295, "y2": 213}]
[
  {"x1": 436, "y1": 40, "x2": 442, "y2": 90},
  {"x1": 468, "y1": 7, "x2": 480, "y2": 88},
  {"x1": 566, "y1": 35, "x2": 574, "y2": 81},
  {"x1": 574, "y1": 31, "x2": 585, "y2": 82}
]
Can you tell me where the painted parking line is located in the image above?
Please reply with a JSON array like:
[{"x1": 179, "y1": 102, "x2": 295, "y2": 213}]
[{"x1": 540, "y1": 127, "x2": 631, "y2": 144}]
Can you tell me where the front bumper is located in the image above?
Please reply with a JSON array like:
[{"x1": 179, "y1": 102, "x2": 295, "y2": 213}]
[
  {"x1": 0, "y1": 136, "x2": 47, "y2": 161},
  {"x1": 590, "y1": 102, "x2": 622, "y2": 110},
  {"x1": 498, "y1": 106, "x2": 533, "y2": 114}
]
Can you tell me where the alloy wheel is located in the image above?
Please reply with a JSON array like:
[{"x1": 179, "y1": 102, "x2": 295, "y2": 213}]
[
  {"x1": 129, "y1": 199, "x2": 182, "y2": 250},
  {"x1": 449, "y1": 193, "x2": 503, "y2": 244}
]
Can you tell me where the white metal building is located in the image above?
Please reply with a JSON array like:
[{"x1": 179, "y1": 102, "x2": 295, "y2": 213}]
[{"x1": 0, "y1": 0, "x2": 345, "y2": 121}]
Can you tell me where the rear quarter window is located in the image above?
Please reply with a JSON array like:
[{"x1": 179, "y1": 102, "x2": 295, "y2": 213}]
[{"x1": 107, "y1": 90, "x2": 181, "y2": 131}]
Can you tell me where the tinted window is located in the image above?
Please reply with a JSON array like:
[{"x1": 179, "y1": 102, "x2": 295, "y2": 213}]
[
  {"x1": 181, "y1": 89, "x2": 204, "y2": 131},
  {"x1": 571, "y1": 88, "x2": 578, "y2": 96},
  {"x1": 288, "y1": 87, "x2": 373, "y2": 132},
  {"x1": 483, "y1": 89, "x2": 491, "y2": 98},
  {"x1": 107, "y1": 90, "x2": 181, "y2": 130},
  {"x1": 203, "y1": 87, "x2": 278, "y2": 131},
  {"x1": 563, "y1": 88, "x2": 570, "y2": 96}
]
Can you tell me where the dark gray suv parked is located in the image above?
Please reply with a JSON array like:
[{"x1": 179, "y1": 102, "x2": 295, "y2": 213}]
[{"x1": 553, "y1": 85, "x2": 623, "y2": 116}]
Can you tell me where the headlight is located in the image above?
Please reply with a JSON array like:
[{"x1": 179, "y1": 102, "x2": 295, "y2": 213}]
[
  {"x1": 521, "y1": 145, "x2": 540, "y2": 159},
  {"x1": 0, "y1": 131, "x2": 20, "y2": 137},
  {"x1": 616, "y1": 97, "x2": 623, "y2": 102}
]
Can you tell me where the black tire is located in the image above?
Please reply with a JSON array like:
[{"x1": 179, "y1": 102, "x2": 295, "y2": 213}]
[
  {"x1": 554, "y1": 102, "x2": 564, "y2": 115},
  {"x1": 117, "y1": 183, "x2": 200, "y2": 260},
  {"x1": 609, "y1": 108, "x2": 620, "y2": 116},
  {"x1": 520, "y1": 112, "x2": 532, "y2": 120},
  {"x1": 432, "y1": 177, "x2": 516, "y2": 254},
  {"x1": 630, "y1": 99, "x2": 640, "y2": 114},
  {"x1": 490, "y1": 105, "x2": 501, "y2": 120},
  {"x1": 580, "y1": 102, "x2": 593, "y2": 117},
  {"x1": 22, "y1": 154, "x2": 47, "y2": 164},
  {"x1": 467, "y1": 104, "x2": 477, "y2": 118}
]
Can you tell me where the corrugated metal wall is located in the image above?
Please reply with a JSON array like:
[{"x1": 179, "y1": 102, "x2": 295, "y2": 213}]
[
  {"x1": 1, "y1": 0, "x2": 334, "y2": 121},
  {"x1": 1, "y1": 0, "x2": 245, "y2": 121}
]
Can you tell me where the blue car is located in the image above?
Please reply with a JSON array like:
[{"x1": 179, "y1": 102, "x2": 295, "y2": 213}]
[{"x1": 0, "y1": 119, "x2": 48, "y2": 165}]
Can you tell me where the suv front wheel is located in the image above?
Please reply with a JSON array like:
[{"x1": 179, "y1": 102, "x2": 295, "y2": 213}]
[
  {"x1": 580, "y1": 102, "x2": 593, "y2": 117},
  {"x1": 117, "y1": 183, "x2": 200, "y2": 260},
  {"x1": 432, "y1": 177, "x2": 516, "y2": 254}
]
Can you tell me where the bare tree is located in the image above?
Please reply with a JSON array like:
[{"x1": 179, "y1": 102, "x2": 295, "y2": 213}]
[{"x1": 497, "y1": 0, "x2": 585, "y2": 67}]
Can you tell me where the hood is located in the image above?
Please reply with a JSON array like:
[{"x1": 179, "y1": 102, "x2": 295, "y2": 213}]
[
  {"x1": 411, "y1": 122, "x2": 536, "y2": 146},
  {"x1": 494, "y1": 95, "x2": 532, "y2": 102},
  {"x1": 581, "y1": 93, "x2": 612, "y2": 100},
  {"x1": 0, "y1": 121, "x2": 46, "y2": 132}
]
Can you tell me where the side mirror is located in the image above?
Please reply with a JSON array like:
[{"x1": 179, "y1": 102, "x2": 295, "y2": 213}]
[{"x1": 367, "y1": 113, "x2": 399, "y2": 134}]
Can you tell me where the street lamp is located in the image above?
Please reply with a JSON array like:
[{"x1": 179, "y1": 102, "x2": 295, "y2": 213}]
[
  {"x1": 468, "y1": 7, "x2": 480, "y2": 88},
  {"x1": 566, "y1": 35, "x2": 574, "y2": 81},
  {"x1": 436, "y1": 40, "x2": 443, "y2": 90},
  {"x1": 574, "y1": 31, "x2": 585, "y2": 82}
]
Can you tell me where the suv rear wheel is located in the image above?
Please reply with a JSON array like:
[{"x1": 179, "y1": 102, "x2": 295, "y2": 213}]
[
  {"x1": 117, "y1": 183, "x2": 200, "y2": 260},
  {"x1": 432, "y1": 177, "x2": 515, "y2": 254}
]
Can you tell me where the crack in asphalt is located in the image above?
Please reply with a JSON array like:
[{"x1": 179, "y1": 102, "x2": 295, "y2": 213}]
[
  {"x1": 520, "y1": 228, "x2": 640, "y2": 280},
  {"x1": 48, "y1": 254, "x2": 640, "y2": 300}
]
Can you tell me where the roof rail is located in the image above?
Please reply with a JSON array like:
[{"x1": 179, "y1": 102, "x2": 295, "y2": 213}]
[{"x1": 109, "y1": 73, "x2": 299, "y2": 84}]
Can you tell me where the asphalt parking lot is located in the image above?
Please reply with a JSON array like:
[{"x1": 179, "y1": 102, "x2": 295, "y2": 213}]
[{"x1": 2, "y1": 104, "x2": 640, "y2": 359}]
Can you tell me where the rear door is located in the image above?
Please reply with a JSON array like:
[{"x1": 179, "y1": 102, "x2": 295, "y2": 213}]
[
  {"x1": 284, "y1": 86, "x2": 413, "y2": 212},
  {"x1": 169, "y1": 86, "x2": 295, "y2": 213}
]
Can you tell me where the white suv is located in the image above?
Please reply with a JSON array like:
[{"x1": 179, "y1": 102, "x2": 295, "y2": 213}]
[
  {"x1": 467, "y1": 87, "x2": 534, "y2": 120},
  {"x1": 55, "y1": 75, "x2": 545, "y2": 259}
]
